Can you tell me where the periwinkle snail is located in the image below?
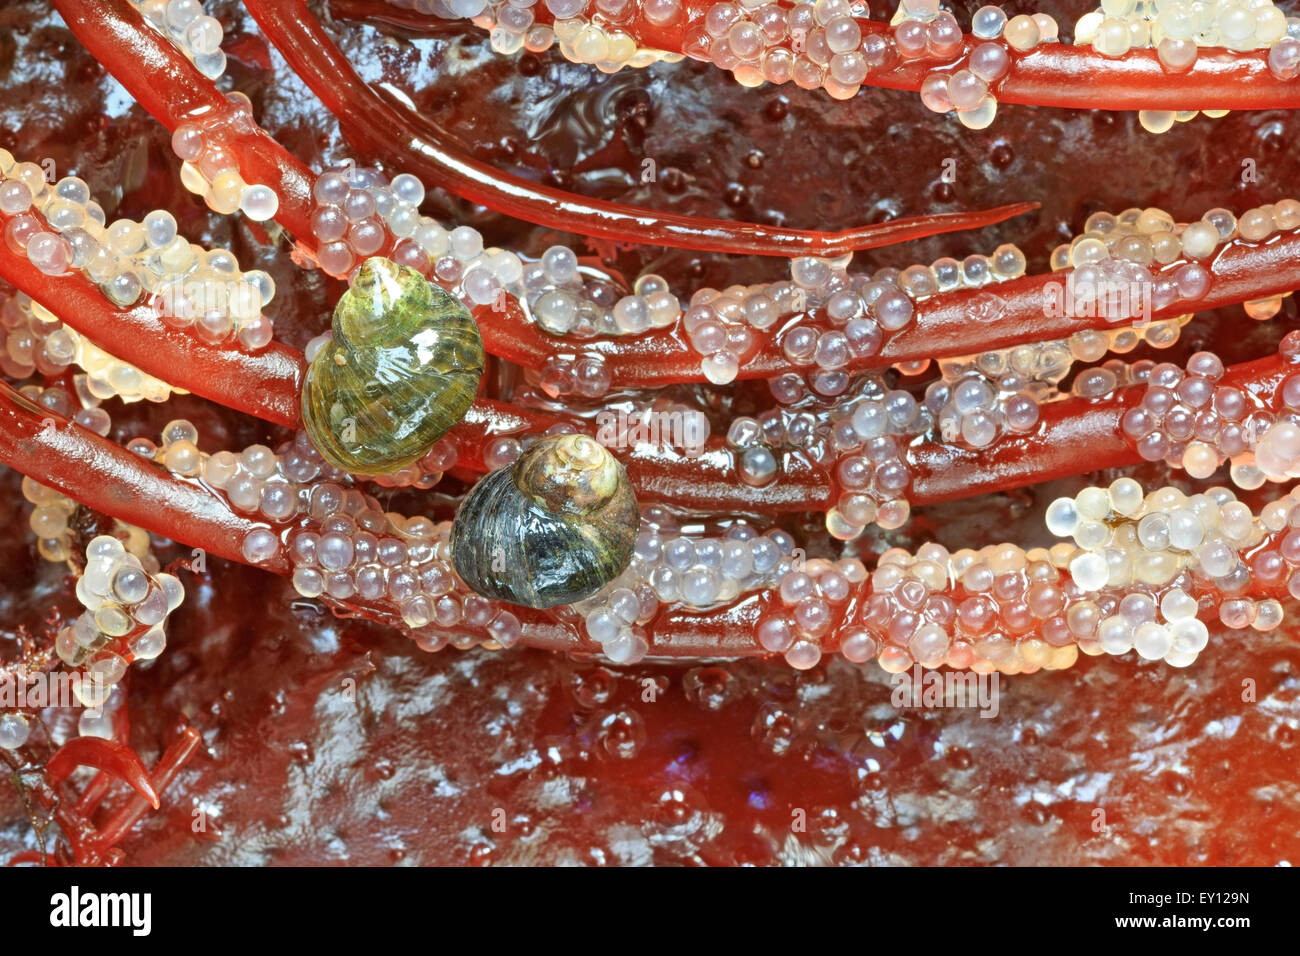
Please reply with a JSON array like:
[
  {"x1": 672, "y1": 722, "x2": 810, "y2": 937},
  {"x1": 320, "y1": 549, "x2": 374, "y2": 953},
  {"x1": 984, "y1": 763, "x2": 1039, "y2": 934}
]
[
  {"x1": 301, "y1": 257, "x2": 484, "y2": 475},
  {"x1": 451, "y1": 434, "x2": 640, "y2": 608}
]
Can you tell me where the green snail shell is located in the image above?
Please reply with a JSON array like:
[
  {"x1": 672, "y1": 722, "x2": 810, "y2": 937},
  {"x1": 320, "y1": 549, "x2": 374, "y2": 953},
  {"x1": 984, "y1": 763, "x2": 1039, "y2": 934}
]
[
  {"x1": 301, "y1": 257, "x2": 484, "y2": 475},
  {"x1": 450, "y1": 434, "x2": 640, "y2": 609}
]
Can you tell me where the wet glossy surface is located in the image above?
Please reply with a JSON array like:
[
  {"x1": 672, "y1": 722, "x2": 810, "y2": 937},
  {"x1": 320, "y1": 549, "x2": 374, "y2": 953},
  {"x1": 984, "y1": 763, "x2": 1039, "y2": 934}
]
[{"x1": 0, "y1": 0, "x2": 1298, "y2": 864}]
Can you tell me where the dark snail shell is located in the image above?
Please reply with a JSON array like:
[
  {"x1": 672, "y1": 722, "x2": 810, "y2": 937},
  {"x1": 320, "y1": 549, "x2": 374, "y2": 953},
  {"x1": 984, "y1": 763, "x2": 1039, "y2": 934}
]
[
  {"x1": 301, "y1": 257, "x2": 484, "y2": 475},
  {"x1": 450, "y1": 434, "x2": 640, "y2": 609}
]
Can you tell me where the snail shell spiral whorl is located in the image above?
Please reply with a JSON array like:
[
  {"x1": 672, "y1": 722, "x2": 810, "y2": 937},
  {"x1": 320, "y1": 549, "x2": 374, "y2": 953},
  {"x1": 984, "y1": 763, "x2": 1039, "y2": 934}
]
[
  {"x1": 301, "y1": 257, "x2": 484, "y2": 475},
  {"x1": 451, "y1": 434, "x2": 640, "y2": 609}
]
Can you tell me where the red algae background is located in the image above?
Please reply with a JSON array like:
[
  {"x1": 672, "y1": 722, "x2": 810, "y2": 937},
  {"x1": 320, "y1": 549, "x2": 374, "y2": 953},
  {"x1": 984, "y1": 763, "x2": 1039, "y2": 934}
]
[{"x1": 0, "y1": 0, "x2": 1297, "y2": 864}]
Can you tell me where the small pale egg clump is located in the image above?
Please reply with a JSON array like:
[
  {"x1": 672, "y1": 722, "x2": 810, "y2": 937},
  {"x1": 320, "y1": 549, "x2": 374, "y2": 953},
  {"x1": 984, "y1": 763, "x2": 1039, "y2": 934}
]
[
  {"x1": 724, "y1": 367, "x2": 923, "y2": 535},
  {"x1": 1072, "y1": 0, "x2": 1300, "y2": 131},
  {"x1": 421, "y1": 0, "x2": 679, "y2": 69},
  {"x1": 283, "y1": 492, "x2": 523, "y2": 653},
  {"x1": 0, "y1": 149, "x2": 275, "y2": 350},
  {"x1": 911, "y1": 6, "x2": 1058, "y2": 130},
  {"x1": 525, "y1": 246, "x2": 682, "y2": 340},
  {"x1": 690, "y1": 255, "x2": 905, "y2": 387},
  {"x1": 1050, "y1": 202, "x2": 1299, "y2": 327},
  {"x1": 1122, "y1": 330, "x2": 1300, "y2": 490},
  {"x1": 756, "y1": 553, "x2": 869, "y2": 669},
  {"x1": 579, "y1": 519, "x2": 804, "y2": 664},
  {"x1": 130, "y1": 0, "x2": 227, "y2": 78},
  {"x1": 1047, "y1": 480, "x2": 1265, "y2": 660},
  {"x1": 824, "y1": 378, "x2": 921, "y2": 535},
  {"x1": 54, "y1": 534, "x2": 185, "y2": 710},
  {"x1": 0, "y1": 292, "x2": 180, "y2": 403},
  {"x1": 16, "y1": 384, "x2": 115, "y2": 562},
  {"x1": 522, "y1": 248, "x2": 677, "y2": 400},
  {"x1": 168, "y1": 94, "x2": 289, "y2": 234},
  {"x1": 838, "y1": 541, "x2": 1081, "y2": 676},
  {"x1": 140, "y1": 417, "x2": 530, "y2": 652}
]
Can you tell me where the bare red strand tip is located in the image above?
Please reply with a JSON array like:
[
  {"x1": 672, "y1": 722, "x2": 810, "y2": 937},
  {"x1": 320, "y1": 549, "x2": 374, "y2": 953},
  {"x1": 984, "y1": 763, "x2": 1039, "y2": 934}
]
[
  {"x1": 45, "y1": 737, "x2": 160, "y2": 810},
  {"x1": 243, "y1": 0, "x2": 1037, "y2": 257},
  {"x1": 91, "y1": 726, "x2": 202, "y2": 849}
]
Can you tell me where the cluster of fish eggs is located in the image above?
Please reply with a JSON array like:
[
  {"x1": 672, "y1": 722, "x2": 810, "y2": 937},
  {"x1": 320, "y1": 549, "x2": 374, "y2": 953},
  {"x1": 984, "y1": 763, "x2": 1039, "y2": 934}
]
[
  {"x1": 0, "y1": 150, "x2": 274, "y2": 349},
  {"x1": 1064, "y1": 319, "x2": 1188, "y2": 372},
  {"x1": 1247, "y1": 379, "x2": 1300, "y2": 484},
  {"x1": 925, "y1": 369, "x2": 1042, "y2": 449},
  {"x1": 931, "y1": 312, "x2": 1189, "y2": 452},
  {"x1": 535, "y1": 350, "x2": 613, "y2": 401},
  {"x1": 420, "y1": 0, "x2": 681, "y2": 69},
  {"x1": 169, "y1": 104, "x2": 283, "y2": 227},
  {"x1": 756, "y1": 244, "x2": 1027, "y2": 400},
  {"x1": 0, "y1": 292, "x2": 178, "y2": 402},
  {"x1": 722, "y1": 370, "x2": 919, "y2": 531},
  {"x1": 1076, "y1": 0, "x2": 1300, "y2": 137},
  {"x1": 1120, "y1": 352, "x2": 1274, "y2": 482},
  {"x1": 694, "y1": 0, "x2": 890, "y2": 99},
  {"x1": 756, "y1": 555, "x2": 869, "y2": 669},
  {"x1": 139, "y1": 420, "x2": 344, "y2": 525},
  {"x1": 1050, "y1": 480, "x2": 1270, "y2": 645},
  {"x1": 1055, "y1": 203, "x2": 1300, "y2": 321},
  {"x1": 581, "y1": 522, "x2": 800, "y2": 664},
  {"x1": 1234, "y1": 486, "x2": 1300, "y2": 619},
  {"x1": 897, "y1": 243, "x2": 1029, "y2": 298},
  {"x1": 1073, "y1": 0, "x2": 1300, "y2": 86},
  {"x1": 914, "y1": 6, "x2": 1058, "y2": 129},
  {"x1": 841, "y1": 541, "x2": 1083, "y2": 675},
  {"x1": 527, "y1": 245, "x2": 680, "y2": 340},
  {"x1": 281, "y1": 489, "x2": 524, "y2": 650},
  {"x1": 682, "y1": 256, "x2": 913, "y2": 391},
  {"x1": 546, "y1": 0, "x2": 686, "y2": 66},
  {"x1": 308, "y1": 163, "x2": 533, "y2": 326},
  {"x1": 1051, "y1": 215, "x2": 1212, "y2": 320},
  {"x1": 129, "y1": 0, "x2": 227, "y2": 79},
  {"x1": 588, "y1": 400, "x2": 711, "y2": 463},
  {"x1": 143, "y1": 416, "x2": 458, "y2": 519},
  {"x1": 824, "y1": 385, "x2": 920, "y2": 534},
  {"x1": 1087, "y1": 583, "x2": 1212, "y2": 666},
  {"x1": 57, "y1": 536, "x2": 185, "y2": 705},
  {"x1": 19, "y1": 385, "x2": 113, "y2": 563}
]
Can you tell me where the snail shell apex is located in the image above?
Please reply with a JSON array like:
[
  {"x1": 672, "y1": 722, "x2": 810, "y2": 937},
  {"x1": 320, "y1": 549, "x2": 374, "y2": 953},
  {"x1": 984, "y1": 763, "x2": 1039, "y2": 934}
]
[
  {"x1": 301, "y1": 257, "x2": 484, "y2": 475},
  {"x1": 451, "y1": 434, "x2": 639, "y2": 609}
]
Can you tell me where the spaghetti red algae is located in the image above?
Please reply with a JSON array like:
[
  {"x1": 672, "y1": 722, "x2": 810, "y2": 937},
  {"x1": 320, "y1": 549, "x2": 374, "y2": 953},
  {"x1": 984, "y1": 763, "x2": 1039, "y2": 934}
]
[{"x1": 0, "y1": 0, "x2": 1297, "y2": 865}]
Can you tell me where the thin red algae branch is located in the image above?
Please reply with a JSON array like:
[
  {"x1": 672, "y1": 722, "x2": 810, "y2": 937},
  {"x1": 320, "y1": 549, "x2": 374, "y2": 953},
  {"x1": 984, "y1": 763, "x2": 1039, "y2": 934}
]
[
  {"x1": 73, "y1": 768, "x2": 117, "y2": 818},
  {"x1": 0, "y1": 228, "x2": 565, "y2": 458},
  {"x1": 908, "y1": 352, "x2": 1292, "y2": 503},
  {"x1": 332, "y1": 0, "x2": 1300, "y2": 113},
  {"x1": 0, "y1": 382, "x2": 290, "y2": 571},
  {"x1": 89, "y1": 726, "x2": 201, "y2": 850},
  {"x1": 869, "y1": 27, "x2": 1300, "y2": 112},
  {"x1": 53, "y1": 0, "x2": 318, "y2": 244},
  {"x1": 44, "y1": 737, "x2": 159, "y2": 809},
  {"x1": 242, "y1": 0, "x2": 1038, "y2": 257},
  {"x1": 625, "y1": 441, "x2": 833, "y2": 511},
  {"x1": 1, "y1": 747, "x2": 104, "y2": 865},
  {"x1": 478, "y1": 226, "x2": 1300, "y2": 386},
  {"x1": 875, "y1": 230, "x2": 1300, "y2": 365},
  {"x1": 0, "y1": 218, "x2": 305, "y2": 427}
]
